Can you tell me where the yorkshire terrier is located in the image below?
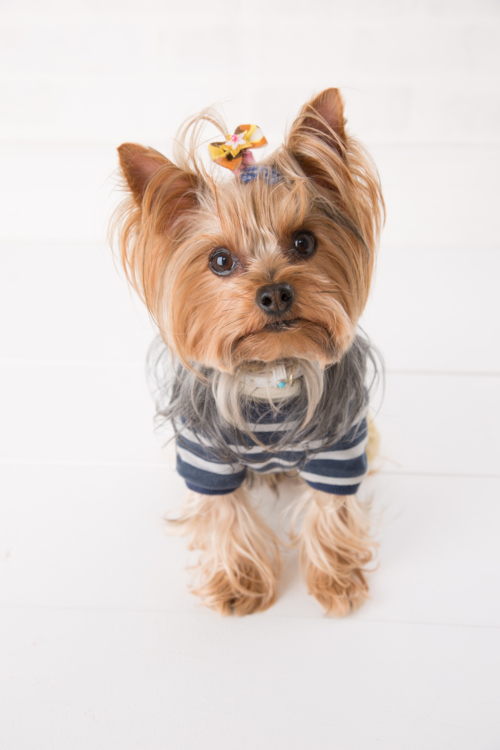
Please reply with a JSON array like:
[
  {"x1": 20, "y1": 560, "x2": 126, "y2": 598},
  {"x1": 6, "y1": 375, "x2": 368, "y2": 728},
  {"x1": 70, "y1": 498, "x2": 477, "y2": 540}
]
[{"x1": 113, "y1": 88, "x2": 384, "y2": 616}]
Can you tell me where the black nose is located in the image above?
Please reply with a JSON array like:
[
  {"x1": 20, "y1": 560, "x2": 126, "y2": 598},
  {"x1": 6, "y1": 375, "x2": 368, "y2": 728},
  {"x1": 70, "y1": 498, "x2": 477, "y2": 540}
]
[{"x1": 256, "y1": 283, "x2": 295, "y2": 316}]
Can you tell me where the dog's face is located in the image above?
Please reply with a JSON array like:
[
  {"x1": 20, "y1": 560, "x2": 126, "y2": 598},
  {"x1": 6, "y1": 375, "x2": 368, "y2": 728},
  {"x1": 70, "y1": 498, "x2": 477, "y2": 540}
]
[{"x1": 115, "y1": 89, "x2": 383, "y2": 372}]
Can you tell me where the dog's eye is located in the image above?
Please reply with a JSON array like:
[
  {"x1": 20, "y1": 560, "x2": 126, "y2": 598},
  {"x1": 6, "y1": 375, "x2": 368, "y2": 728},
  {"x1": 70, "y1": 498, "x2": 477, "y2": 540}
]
[
  {"x1": 209, "y1": 248, "x2": 236, "y2": 276},
  {"x1": 291, "y1": 231, "x2": 317, "y2": 259}
]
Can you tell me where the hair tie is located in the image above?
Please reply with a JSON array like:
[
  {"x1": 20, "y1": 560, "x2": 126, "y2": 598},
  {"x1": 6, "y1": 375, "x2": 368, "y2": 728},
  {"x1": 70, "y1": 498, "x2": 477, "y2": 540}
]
[
  {"x1": 209, "y1": 124, "x2": 267, "y2": 171},
  {"x1": 209, "y1": 125, "x2": 281, "y2": 184}
]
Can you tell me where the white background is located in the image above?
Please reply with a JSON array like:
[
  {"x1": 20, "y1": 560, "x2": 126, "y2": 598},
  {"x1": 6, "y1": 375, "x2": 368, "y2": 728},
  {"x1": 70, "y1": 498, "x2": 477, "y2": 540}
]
[{"x1": 1, "y1": 1, "x2": 500, "y2": 748}]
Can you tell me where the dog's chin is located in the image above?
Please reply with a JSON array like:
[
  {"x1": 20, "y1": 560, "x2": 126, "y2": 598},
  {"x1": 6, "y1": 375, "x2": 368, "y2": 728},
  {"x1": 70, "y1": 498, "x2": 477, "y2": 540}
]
[{"x1": 230, "y1": 319, "x2": 338, "y2": 367}]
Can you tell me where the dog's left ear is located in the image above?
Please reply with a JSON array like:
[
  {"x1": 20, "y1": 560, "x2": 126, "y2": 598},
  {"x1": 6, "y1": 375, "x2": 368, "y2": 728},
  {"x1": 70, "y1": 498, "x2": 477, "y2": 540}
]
[
  {"x1": 290, "y1": 88, "x2": 345, "y2": 150},
  {"x1": 285, "y1": 88, "x2": 347, "y2": 185}
]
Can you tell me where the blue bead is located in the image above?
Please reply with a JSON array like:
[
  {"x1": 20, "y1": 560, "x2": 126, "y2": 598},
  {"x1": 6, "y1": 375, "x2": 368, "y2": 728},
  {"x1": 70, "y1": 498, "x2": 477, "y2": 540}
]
[{"x1": 277, "y1": 380, "x2": 286, "y2": 388}]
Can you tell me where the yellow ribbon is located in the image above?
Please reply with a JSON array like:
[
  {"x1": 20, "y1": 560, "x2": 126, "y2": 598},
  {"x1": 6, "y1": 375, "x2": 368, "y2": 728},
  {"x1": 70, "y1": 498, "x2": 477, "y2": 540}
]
[{"x1": 208, "y1": 124, "x2": 267, "y2": 171}]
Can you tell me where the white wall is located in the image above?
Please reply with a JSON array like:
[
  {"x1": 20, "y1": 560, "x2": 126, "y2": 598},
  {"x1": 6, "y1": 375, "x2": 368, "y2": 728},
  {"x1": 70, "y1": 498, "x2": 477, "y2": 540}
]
[{"x1": 1, "y1": 0, "x2": 499, "y2": 246}]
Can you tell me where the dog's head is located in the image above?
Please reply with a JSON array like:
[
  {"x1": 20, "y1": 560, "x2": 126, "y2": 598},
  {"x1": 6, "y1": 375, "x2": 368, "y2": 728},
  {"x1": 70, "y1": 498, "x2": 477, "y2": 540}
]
[{"x1": 114, "y1": 88, "x2": 383, "y2": 373}]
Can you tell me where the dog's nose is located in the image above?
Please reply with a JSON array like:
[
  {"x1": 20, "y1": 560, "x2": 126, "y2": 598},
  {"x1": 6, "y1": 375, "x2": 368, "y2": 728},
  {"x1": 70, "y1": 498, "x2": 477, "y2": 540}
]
[{"x1": 256, "y1": 283, "x2": 295, "y2": 316}]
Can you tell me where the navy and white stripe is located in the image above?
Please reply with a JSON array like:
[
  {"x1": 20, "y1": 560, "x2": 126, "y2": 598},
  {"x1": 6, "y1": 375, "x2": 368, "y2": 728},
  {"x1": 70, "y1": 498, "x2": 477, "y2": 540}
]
[{"x1": 176, "y1": 403, "x2": 369, "y2": 497}]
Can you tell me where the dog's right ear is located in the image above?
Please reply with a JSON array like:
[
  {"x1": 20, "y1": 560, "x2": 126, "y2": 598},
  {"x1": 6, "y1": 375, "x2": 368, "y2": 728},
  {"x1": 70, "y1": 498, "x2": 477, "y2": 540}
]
[
  {"x1": 117, "y1": 143, "x2": 197, "y2": 217},
  {"x1": 115, "y1": 143, "x2": 198, "y2": 308},
  {"x1": 118, "y1": 143, "x2": 169, "y2": 204}
]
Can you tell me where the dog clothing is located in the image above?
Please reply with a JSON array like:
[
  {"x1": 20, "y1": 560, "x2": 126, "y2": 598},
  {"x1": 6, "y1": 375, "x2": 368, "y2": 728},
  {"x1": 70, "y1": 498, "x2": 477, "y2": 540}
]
[{"x1": 176, "y1": 399, "x2": 368, "y2": 497}]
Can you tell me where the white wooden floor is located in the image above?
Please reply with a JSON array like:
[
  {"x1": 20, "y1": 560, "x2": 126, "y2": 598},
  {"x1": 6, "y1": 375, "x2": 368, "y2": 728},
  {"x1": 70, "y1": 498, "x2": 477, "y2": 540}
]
[{"x1": 2, "y1": 2, "x2": 500, "y2": 747}]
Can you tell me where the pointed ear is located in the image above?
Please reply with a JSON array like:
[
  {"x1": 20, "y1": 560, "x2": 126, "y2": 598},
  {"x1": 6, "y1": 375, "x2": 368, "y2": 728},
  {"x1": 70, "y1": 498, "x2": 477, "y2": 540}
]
[
  {"x1": 115, "y1": 143, "x2": 198, "y2": 307},
  {"x1": 118, "y1": 143, "x2": 170, "y2": 203},
  {"x1": 117, "y1": 143, "x2": 197, "y2": 216},
  {"x1": 285, "y1": 89, "x2": 349, "y2": 191},
  {"x1": 288, "y1": 88, "x2": 346, "y2": 155}
]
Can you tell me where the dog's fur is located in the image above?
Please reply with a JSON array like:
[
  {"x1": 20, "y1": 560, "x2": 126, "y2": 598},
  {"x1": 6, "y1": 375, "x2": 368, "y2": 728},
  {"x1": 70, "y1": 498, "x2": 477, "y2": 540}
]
[{"x1": 112, "y1": 88, "x2": 384, "y2": 616}]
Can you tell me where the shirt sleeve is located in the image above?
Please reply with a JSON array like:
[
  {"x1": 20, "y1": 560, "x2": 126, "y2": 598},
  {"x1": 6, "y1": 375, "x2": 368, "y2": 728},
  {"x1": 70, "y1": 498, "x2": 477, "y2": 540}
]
[
  {"x1": 176, "y1": 426, "x2": 247, "y2": 496},
  {"x1": 299, "y1": 416, "x2": 369, "y2": 496}
]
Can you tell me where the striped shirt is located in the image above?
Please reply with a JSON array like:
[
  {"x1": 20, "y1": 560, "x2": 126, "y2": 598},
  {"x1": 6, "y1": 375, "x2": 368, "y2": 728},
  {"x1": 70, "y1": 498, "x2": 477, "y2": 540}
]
[{"x1": 176, "y1": 400, "x2": 369, "y2": 497}]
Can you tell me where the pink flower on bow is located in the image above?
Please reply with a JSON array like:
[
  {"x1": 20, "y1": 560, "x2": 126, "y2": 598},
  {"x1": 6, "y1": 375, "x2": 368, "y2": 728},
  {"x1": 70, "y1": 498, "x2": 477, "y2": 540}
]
[{"x1": 225, "y1": 132, "x2": 247, "y2": 151}]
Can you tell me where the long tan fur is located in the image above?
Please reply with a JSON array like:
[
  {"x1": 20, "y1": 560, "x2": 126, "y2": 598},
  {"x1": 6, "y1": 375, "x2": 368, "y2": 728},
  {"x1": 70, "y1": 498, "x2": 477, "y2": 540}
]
[
  {"x1": 166, "y1": 489, "x2": 281, "y2": 616},
  {"x1": 299, "y1": 492, "x2": 375, "y2": 615}
]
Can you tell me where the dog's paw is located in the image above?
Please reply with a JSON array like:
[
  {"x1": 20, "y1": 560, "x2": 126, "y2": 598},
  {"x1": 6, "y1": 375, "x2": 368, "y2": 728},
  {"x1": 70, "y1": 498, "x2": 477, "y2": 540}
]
[
  {"x1": 194, "y1": 561, "x2": 277, "y2": 616},
  {"x1": 304, "y1": 562, "x2": 369, "y2": 616}
]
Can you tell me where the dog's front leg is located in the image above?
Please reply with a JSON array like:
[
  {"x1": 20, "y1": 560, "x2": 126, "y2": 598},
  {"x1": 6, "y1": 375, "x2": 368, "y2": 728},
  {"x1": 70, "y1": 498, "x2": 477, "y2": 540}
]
[
  {"x1": 300, "y1": 491, "x2": 375, "y2": 616},
  {"x1": 167, "y1": 488, "x2": 281, "y2": 616}
]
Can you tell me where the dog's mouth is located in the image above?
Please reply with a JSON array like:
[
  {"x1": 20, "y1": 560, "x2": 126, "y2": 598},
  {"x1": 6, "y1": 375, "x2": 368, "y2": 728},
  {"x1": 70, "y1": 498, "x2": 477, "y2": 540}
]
[
  {"x1": 230, "y1": 316, "x2": 338, "y2": 365},
  {"x1": 261, "y1": 318, "x2": 332, "y2": 337},
  {"x1": 232, "y1": 318, "x2": 333, "y2": 350},
  {"x1": 262, "y1": 318, "x2": 300, "y2": 332}
]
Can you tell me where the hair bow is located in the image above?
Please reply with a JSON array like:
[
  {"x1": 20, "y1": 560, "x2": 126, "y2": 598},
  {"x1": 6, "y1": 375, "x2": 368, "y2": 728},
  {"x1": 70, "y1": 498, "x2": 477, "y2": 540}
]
[{"x1": 208, "y1": 124, "x2": 267, "y2": 172}]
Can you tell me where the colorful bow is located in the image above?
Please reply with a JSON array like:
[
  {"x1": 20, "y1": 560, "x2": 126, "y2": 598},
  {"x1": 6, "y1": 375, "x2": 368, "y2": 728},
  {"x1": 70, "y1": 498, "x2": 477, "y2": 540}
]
[{"x1": 208, "y1": 124, "x2": 267, "y2": 172}]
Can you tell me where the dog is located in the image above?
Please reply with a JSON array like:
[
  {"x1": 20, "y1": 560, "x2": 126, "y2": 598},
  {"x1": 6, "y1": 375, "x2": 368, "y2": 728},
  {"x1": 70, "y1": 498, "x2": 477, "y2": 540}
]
[{"x1": 113, "y1": 88, "x2": 384, "y2": 616}]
